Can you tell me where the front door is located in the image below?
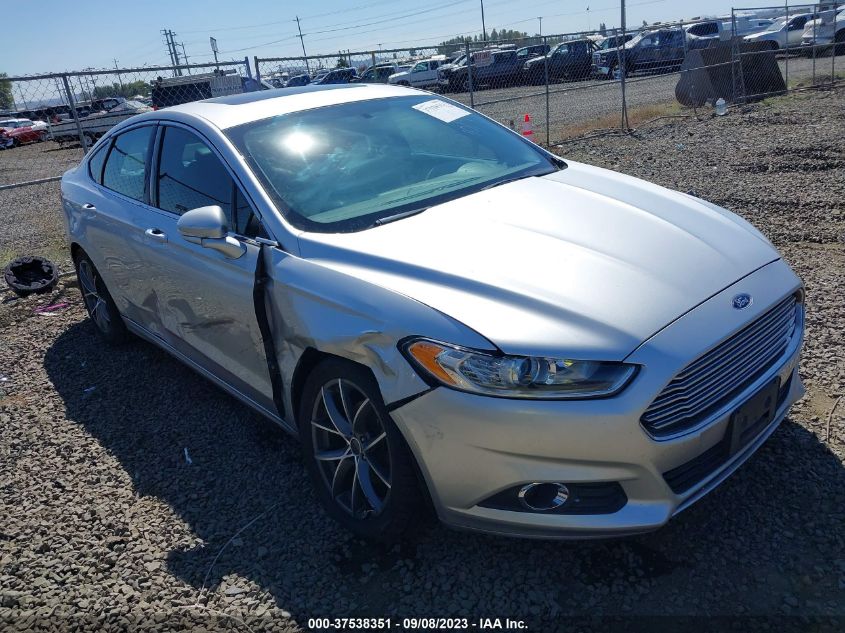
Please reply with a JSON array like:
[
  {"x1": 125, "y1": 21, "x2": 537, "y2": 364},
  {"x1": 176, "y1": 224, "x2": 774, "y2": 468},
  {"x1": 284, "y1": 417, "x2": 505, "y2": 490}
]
[{"x1": 140, "y1": 123, "x2": 274, "y2": 409}]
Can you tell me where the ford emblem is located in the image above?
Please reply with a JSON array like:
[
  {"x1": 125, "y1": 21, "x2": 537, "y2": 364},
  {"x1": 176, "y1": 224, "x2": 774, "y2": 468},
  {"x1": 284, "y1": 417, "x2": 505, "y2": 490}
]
[{"x1": 732, "y1": 293, "x2": 752, "y2": 310}]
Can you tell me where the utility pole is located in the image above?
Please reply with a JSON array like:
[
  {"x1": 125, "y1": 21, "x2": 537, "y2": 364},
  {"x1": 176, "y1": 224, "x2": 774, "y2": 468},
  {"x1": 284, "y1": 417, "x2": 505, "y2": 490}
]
[
  {"x1": 538, "y1": 17, "x2": 542, "y2": 36},
  {"x1": 295, "y1": 16, "x2": 311, "y2": 74},
  {"x1": 161, "y1": 29, "x2": 182, "y2": 76},
  {"x1": 480, "y1": 0, "x2": 488, "y2": 41},
  {"x1": 113, "y1": 59, "x2": 124, "y2": 90},
  {"x1": 180, "y1": 42, "x2": 191, "y2": 74}
]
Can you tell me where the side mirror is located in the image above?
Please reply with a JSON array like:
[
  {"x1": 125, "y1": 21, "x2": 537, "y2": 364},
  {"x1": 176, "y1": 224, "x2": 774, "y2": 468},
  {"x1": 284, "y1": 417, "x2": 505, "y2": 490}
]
[
  {"x1": 177, "y1": 205, "x2": 228, "y2": 239},
  {"x1": 177, "y1": 205, "x2": 245, "y2": 259}
]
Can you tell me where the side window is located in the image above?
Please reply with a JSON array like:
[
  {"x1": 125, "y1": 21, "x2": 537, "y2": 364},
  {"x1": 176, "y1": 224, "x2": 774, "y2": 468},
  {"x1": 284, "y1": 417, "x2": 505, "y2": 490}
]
[
  {"x1": 156, "y1": 126, "x2": 233, "y2": 222},
  {"x1": 87, "y1": 140, "x2": 109, "y2": 184},
  {"x1": 102, "y1": 126, "x2": 153, "y2": 202},
  {"x1": 234, "y1": 188, "x2": 264, "y2": 238}
]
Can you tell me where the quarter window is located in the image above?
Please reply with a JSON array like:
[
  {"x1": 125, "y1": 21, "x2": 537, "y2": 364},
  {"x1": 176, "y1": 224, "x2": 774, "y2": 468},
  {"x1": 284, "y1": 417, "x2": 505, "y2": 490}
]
[
  {"x1": 156, "y1": 126, "x2": 233, "y2": 220},
  {"x1": 102, "y1": 126, "x2": 153, "y2": 202},
  {"x1": 87, "y1": 141, "x2": 108, "y2": 184}
]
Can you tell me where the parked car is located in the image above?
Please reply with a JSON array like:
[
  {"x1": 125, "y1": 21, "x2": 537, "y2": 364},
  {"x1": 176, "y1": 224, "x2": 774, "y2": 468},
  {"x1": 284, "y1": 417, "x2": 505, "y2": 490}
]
[
  {"x1": 743, "y1": 13, "x2": 815, "y2": 50},
  {"x1": 801, "y1": 8, "x2": 845, "y2": 55},
  {"x1": 388, "y1": 56, "x2": 446, "y2": 88},
  {"x1": 523, "y1": 39, "x2": 598, "y2": 84},
  {"x1": 285, "y1": 74, "x2": 311, "y2": 87},
  {"x1": 0, "y1": 118, "x2": 47, "y2": 147},
  {"x1": 516, "y1": 43, "x2": 551, "y2": 64},
  {"x1": 593, "y1": 28, "x2": 687, "y2": 78},
  {"x1": 355, "y1": 63, "x2": 403, "y2": 84},
  {"x1": 683, "y1": 16, "x2": 774, "y2": 47},
  {"x1": 51, "y1": 100, "x2": 152, "y2": 145},
  {"x1": 446, "y1": 49, "x2": 524, "y2": 90},
  {"x1": 312, "y1": 67, "x2": 358, "y2": 85},
  {"x1": 436, "y1": 54, "x2": 467, "y2": 89},
  {"x1": 60, "y1": 84, "x2": 805, "y2": 540}
]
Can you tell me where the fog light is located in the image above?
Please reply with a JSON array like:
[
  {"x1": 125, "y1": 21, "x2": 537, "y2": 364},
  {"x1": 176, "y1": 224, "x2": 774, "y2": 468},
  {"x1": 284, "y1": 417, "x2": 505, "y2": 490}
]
[{"x1": 517, "y1": 482, "x2": 570, "y2": 512}]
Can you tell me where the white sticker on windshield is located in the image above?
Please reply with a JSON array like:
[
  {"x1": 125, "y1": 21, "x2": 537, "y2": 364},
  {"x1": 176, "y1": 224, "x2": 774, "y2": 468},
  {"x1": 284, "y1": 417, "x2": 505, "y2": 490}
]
[{"x1": 412, "y1": 99, "x2": 471, "y2": 123}]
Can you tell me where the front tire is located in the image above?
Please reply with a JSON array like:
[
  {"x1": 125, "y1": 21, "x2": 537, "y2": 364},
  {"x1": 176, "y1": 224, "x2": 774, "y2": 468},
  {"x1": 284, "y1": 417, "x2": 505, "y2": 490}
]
[
  {"x1": 298, "y1": 359, "x2": 423, "y2": 542},
  {"x1": 74, "y1": 251, "x2": 128, "y2": 344}
]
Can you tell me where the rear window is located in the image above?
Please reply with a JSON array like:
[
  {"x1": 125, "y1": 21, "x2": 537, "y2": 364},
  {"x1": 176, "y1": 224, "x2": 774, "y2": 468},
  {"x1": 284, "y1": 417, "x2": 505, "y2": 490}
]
[{"x1": 102, "y1": 126, "x2": 154, "y2": 202}]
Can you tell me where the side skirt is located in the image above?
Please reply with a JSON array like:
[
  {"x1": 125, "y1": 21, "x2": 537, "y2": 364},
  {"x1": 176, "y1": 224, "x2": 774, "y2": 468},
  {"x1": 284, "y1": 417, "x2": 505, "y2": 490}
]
[{"x1": 123, "y1": 317, "x2": 298, "y2": 437}]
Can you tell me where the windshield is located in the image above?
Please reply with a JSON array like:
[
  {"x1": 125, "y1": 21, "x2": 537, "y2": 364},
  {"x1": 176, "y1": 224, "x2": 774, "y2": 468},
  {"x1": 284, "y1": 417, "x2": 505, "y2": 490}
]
[
  {"x1": 766, "y1": 18, "x2": 787, "y2": 31},
  {"x1": 227, "y1": 95, "x2": 559, "y2": 232}
]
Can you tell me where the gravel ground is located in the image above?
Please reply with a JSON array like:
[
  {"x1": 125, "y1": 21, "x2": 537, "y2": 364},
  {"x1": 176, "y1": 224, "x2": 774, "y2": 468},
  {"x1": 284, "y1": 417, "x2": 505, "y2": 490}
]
[{"x1": 1, "y1": 88, "x2": 844, "y2": 632}]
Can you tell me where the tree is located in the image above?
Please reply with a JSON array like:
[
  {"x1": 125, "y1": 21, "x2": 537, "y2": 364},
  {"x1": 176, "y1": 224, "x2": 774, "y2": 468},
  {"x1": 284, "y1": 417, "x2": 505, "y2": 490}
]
[
  {"x1": 599, "y1": 22, "x2": 607, "y2": 36},
  {"x1": 335, "y1": 55, "x2": 349, "y2": 68},
  {"x1": 92, "y1": 80, "x2": 150, "y2": 99},
  {"x1": 0, "y1": 73, "x2": 13, "y2": 110}
]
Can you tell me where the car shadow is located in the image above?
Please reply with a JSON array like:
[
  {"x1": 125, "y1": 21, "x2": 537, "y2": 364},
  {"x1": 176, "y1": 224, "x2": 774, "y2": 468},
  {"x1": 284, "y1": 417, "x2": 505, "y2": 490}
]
[{"x1": 44, "y1": 319, "x2": 845, "y2": 623}]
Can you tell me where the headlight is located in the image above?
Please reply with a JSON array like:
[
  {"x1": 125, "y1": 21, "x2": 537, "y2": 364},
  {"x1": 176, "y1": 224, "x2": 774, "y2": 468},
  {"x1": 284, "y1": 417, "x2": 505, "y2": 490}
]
[{"x1": 401, "y1": 338, "x2": 636, "y2": 399}]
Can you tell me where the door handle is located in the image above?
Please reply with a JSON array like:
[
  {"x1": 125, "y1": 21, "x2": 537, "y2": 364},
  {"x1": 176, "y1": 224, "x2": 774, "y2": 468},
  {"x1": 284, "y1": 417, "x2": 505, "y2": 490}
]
[
  {"x1": 83, "y1": 203, "x2": 96, "y2": 210},
  {"x1": 145, "y1": 228, "x2": 168, "y2": 243}
]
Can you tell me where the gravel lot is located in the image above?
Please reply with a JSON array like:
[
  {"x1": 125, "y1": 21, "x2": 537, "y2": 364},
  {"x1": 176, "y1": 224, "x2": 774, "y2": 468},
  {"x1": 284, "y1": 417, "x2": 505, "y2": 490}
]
[{"x1": 1, "y1": 88, "x2": 844, "y2": 631}]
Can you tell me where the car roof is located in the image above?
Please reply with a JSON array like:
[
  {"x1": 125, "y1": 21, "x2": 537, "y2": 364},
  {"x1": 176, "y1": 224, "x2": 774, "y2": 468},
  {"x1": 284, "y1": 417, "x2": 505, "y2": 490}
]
[{"x1": 141, "y1": 83, "x2": 420, "y2": 130}]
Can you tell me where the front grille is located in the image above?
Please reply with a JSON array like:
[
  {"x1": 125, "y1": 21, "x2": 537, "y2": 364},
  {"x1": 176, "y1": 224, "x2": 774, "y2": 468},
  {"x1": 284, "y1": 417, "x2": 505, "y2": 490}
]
[
  {"x1": 663, "y1": 375, "x2": 793, "y2": 494},
  {"x1": 642, "y1": 294, "x2": 800, "y2": 439}
]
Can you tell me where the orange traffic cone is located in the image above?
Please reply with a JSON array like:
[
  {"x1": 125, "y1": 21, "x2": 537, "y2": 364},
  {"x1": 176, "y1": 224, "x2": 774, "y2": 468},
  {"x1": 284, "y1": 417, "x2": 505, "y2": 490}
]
[{"x1": 520, "y1": 113, "x2": 534, "y2": 140}]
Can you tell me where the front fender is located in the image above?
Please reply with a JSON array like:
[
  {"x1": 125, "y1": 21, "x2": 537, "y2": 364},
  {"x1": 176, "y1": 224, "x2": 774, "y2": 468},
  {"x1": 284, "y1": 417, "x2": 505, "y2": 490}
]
[{"x1": 265, "y1": 249, "x2": 494, "y2": 420}]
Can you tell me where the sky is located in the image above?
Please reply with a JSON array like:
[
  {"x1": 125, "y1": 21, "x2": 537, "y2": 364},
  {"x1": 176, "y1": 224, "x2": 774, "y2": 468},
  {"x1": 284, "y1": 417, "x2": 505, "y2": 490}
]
[{"x1": 3, "y1": 0, "x2": 798, "y2": 76}]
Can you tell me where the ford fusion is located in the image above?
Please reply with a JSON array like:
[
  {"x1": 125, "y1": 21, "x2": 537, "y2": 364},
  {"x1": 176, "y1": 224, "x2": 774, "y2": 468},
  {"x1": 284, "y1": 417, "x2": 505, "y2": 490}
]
[{"x1": 61, "y1": 84, "x2": 804, "y2": 540}]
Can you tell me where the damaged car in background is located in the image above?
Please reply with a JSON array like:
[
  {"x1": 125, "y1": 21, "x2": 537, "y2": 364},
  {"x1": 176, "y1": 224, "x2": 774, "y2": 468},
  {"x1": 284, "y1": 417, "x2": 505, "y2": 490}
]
[{"x1": 61, "y1": 84, "x2": 805, "y2": 541}]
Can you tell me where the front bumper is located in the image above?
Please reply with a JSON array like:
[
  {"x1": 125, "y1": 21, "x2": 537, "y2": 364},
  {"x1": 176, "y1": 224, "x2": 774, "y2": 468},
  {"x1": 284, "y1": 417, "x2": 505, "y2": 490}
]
[{"x1": 391, "y1": 259, "x2": 804, "y2": 538}]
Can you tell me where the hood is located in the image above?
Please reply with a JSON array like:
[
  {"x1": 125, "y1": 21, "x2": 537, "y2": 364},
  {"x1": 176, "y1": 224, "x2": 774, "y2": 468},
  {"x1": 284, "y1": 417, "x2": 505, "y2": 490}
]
[
  {"x1": 389, "y1": 71, "x2": 410, "y2": 80},
  {"x1": 297, "y1": 161, "x2": 779, "y2": 360}
]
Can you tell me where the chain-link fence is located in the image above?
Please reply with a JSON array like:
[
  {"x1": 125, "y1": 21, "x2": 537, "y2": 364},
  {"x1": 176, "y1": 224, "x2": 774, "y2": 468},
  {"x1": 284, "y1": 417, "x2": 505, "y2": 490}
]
[
  {"x1": 0, "y1": 60, "x2": 253, "y2": 189},
  {"x1": 3, "y1": 5, "x2": 842, "y2": 190},
  {"x1": 254, "y1": 6, "x2": 841, "y2": 147}
]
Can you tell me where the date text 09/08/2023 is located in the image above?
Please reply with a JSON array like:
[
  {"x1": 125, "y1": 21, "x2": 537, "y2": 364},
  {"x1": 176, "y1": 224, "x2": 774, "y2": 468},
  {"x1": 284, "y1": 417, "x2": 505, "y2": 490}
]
[{"x1": 307, "y1": 618, "x2": 529, "y2": 630}]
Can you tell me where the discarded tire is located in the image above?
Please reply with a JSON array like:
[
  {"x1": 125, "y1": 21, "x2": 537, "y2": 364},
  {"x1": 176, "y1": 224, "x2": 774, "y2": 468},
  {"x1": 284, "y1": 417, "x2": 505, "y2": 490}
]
[{"x1": 4, "y1": 256, "x2": 59, "y2": 297}]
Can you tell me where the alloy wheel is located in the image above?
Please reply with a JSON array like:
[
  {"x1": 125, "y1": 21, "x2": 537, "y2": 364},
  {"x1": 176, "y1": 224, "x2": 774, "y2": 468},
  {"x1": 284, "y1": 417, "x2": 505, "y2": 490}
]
[
  {"x1": 78, "y1": 260, "x2": 112, "y2": 333},
  {"x1": 311, "y1": 378, "x2": 392, "y2": 519}
]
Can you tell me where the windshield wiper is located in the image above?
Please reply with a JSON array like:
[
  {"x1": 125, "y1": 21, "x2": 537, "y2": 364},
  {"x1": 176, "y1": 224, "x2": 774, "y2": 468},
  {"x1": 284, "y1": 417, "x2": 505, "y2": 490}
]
[
  {"x1": 480, "y1": 173, "x2": 536, "y2": 192},
  {"x1": 372, "y1": 206, "x2": 428, "y2": 227}
]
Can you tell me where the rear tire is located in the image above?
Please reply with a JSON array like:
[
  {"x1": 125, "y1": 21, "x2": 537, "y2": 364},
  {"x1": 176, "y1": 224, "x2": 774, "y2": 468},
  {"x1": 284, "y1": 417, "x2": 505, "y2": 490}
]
[
  {"x1": 74, "y1": 251, "x2": 128, "y2": 345},
  {"x1": 298, "y1": 358, "x2": 423, "y2": 542}
]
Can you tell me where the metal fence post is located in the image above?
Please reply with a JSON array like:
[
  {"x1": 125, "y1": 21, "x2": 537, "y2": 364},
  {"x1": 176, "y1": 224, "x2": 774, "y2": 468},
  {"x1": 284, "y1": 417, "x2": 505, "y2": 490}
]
[
  {"x1": 254, "y1": 56, "x2": 261, "y2": 82},
  {"x1": 784, "y1": 2, "x2": 789, "y2": 90},
  {"x1": 371, "y1": 52, "x2": 376, "y2": 74},
  {"x1": 544, "y1": 35, "x2": 550, "y2": 146},
  {"x1": 466, "y1": 41, "x2": 474, "y2": 109},
  {"x1": 832, "y1": 7, "x2": 837, "y2": 85},
  {"x1": 61, "y1": 74, "x2": 88, "y2": 153},
  {"x1": 812, "y1": 5, "x2": 817, "y2": 86},
  {"x1": 619, "y1": 26, "x2": 628, "y2": 130},
  {"x1": 244, "y1": 57, "x2": 253, "y2": 80}
]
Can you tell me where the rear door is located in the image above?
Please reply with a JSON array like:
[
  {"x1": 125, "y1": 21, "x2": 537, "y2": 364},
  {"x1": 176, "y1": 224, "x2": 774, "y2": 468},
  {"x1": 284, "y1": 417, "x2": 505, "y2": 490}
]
[{"x1": 83, "y1": 124, "x2": 160, "y2": 329}]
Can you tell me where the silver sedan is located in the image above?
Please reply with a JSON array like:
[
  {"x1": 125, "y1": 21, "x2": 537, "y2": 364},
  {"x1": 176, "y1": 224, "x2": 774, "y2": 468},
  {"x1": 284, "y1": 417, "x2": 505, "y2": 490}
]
[{"x1": 61, "y1": 84, "x2": 805, "y2": 540}]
